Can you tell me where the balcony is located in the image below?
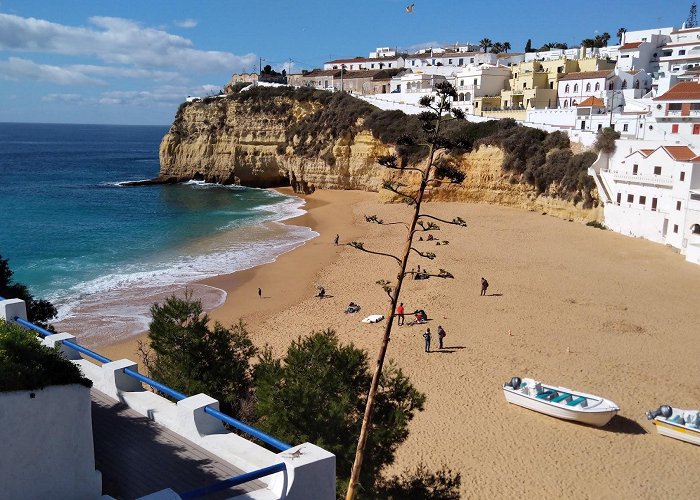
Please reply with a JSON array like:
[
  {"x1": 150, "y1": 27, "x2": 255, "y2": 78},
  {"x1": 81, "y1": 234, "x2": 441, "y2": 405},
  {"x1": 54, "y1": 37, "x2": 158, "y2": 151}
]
[{"x1": 603, "y1": 169, "x2": 674, "y2": 187}]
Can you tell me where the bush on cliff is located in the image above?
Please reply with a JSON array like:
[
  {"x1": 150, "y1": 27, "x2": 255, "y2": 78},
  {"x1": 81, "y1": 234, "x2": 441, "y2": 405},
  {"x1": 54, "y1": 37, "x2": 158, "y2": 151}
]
[
  {"x1": 0, "y1": 319, "x2": 91, "y2": 392},
  {"x1": 0, "y1": 255, "x2": 57, "y2": 331}
]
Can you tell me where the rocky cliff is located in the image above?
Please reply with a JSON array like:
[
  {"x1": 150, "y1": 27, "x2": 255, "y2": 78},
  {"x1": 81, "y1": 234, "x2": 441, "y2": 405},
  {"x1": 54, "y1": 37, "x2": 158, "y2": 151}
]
[{"x1": 159, "y1": 92, "x2": 601, "y2": 221}]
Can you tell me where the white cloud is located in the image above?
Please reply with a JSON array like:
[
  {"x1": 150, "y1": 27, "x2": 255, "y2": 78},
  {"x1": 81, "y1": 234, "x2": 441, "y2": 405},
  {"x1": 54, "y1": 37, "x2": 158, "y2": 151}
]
[
  {"x1": 0, "y1": 13, "x2": 256, "y2": 74},
  {"x1": 0, "y1": 57, "x2": 105, "y2": 85},
  {"x1": 174, "y1": 19, "x2": 198, "y2": 29}
]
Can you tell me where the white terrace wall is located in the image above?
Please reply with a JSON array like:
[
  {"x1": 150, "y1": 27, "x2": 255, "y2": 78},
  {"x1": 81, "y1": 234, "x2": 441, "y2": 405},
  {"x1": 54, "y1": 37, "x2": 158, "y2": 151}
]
[{"x1": 0, "y1": 384, "x2": 103, "y2": 500}]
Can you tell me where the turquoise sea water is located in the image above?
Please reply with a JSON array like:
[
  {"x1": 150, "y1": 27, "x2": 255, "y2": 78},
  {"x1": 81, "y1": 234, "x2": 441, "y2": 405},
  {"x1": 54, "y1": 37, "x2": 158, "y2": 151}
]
[{"x1": 0, "y1": 123, "x2": 316, "y2": 345}]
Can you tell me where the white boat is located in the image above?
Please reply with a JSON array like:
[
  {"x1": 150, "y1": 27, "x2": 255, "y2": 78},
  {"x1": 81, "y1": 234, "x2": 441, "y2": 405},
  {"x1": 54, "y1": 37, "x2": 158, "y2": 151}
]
[
  {"x1": 646, "y1": 405, "x2": 700, "y2": 446},
  {"x1": 502, "y1": 376, "x2": 619, "y2": 427}
]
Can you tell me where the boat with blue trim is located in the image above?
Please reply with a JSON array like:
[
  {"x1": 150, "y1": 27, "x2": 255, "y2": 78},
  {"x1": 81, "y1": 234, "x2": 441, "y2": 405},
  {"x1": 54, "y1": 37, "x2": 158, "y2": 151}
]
[
  {"x1": 646, "y1": 405, "x2": 700, "y2": 446},
  {"x1": 503, "y1": 376, "x2": 619, "y2": 427}
]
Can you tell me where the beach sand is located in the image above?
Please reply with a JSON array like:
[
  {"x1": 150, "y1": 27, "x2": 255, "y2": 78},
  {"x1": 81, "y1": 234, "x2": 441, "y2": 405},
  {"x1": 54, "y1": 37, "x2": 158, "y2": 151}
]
[{"x1": 99, "y1": 188, "x2": 700, "y2": 498}]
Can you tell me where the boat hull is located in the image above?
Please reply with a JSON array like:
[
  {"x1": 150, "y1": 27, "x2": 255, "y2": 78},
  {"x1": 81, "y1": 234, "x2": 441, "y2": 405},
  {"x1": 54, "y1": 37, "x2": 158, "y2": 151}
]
[
  {"x1": 653, "y1": 420, "x2": 700, "y2": 446},
  {"x1": 503, "y1": 386, "x2": 618, "y2": 427}
]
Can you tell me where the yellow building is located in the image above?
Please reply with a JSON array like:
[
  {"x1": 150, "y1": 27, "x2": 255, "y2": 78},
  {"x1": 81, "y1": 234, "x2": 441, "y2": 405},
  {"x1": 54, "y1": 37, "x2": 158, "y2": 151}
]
[{"x1": 482, "y1": 57, "x2": 616, "y2": 119}]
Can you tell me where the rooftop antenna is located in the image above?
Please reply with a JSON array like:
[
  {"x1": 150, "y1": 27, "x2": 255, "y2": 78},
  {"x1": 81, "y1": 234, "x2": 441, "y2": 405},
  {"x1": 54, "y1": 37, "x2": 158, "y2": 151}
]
[{"x1": 688, "y1": 1, "x2": 697, "y2": 28}]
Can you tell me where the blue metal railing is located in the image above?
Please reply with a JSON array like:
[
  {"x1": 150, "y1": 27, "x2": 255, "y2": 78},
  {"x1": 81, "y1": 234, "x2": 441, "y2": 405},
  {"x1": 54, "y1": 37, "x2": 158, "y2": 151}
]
[
  {"x1": 2, "y1": 299, "x2": 292, "y2": 452},
  {"x1": 204, "y1": 406, "x2": 291, "y2": 451},
  {"x1": 179, "y1": 462, "x2": 286, "y2": 499}
]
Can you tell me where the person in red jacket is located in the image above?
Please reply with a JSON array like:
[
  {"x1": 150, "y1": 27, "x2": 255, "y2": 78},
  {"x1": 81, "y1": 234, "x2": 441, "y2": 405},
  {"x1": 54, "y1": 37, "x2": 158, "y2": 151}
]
[{"x1": 396, "y1": 302, "x2": 405, "y2": 326}]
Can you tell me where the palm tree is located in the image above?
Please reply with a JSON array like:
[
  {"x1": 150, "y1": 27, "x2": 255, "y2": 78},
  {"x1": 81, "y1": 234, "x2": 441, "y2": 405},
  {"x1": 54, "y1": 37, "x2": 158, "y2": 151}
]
[
  {"x1": 491, "y1": 42, "x2": 504, "y2": 54},
  {"x1": 601, "y1": 32, "x2": 611, "y2": 47},
  {"x1": 479, "y1": 38, "x2": 493, "y2": 53},
  {"x1": 617, "y1": 27, "x2": 627, "y2": 44},
  {"x1": 503, "y1": 41, "x2": 511, "y2": 53}
]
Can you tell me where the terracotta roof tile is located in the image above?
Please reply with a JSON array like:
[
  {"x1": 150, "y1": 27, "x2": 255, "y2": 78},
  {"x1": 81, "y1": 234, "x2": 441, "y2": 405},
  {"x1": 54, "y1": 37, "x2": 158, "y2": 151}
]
[
  {"x1": 663, "y1": 145, "x2": 698, "y2": 161},
  {"x1": 654, "y1": 81, "x2": 700, "y2": 100},
  {"x1": 558, "y1": 70, "x2": 612, "y2": 81},
  {"x1": 640, "y1": 149, "x2": 655, "y2": 157},
  {"x1": 620, "y1": 42, "x2": 643, "y2": 50},
  {"x1": 577, "y1": 96, "x2": 605, "y2": 107}
]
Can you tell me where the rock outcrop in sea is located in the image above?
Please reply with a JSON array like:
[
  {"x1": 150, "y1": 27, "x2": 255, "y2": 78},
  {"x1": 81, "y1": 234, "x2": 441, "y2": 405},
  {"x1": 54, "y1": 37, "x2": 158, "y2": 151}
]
[{"x1": 158, "y1": 88, "x2": 602, "y2": 221}]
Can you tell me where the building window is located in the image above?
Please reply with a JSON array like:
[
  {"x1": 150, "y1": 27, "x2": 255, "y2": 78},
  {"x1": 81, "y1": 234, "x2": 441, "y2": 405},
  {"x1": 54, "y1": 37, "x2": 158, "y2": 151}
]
[
  {"x1": 459, "y1": 58, "x2": 463, "y2": 65},
  {"x1": 371, "y1": 64, "x2": 375, "y2": 68},
  {"x1": 595, "y1": 82, "x2": 600, "y2": 91},
  {"x1": 574, "y1": 84, "x2": 578, "y2": 92},
  {"x1": 694, "y1": 124, "x2": 700, "y2": 135},
  {"x1": 673, "y1": 224, "x2": 679, "y2": 233},
  {"x1": 608, "y1": 82, "x2": 614, "y2": 90},
  {"x1": 669, "y1": 103, "x2": 682, "y2": 111},
  {"x1": 680, "y1": 171, "x2": 686, "y2": 181},
  {"x1": 623, "y1": 124, "x2": 629, "y2": 132},
  {"x1": 639, "y1": 196, "x2": 646, "y2": 205},
  {"x1": 679, "y1": 50, "x2": 686, "y2": 55},
  {"x1": 474, "y1": 78, "x2": 478, "y2": 85},
  {"x1": 564, "y1": 99, "x2": 568, "y2": 107},
  {"x1": 677, "y1": 201, "x2": 682, "y2": 211},
  {"x1": 460, "y1": 80, "x2": 464, "y2": 86},
  {"x1": 652, "y1": 198, "x2": 658, "y2": 210},
  {"x1": 627, "y1": 194, "x2": 634, "y2": 203},
  {"x1": 586, "y1": 83, "x2": 591, "y2": 92},
  {"x1": 616, "y1": 193, "x2": 622, "y2": 204},
  {"x1": 565, "y1": 84, "x2": 570, "y2": 92},
  {"x1": 597, "y1": 124, "x2": 603, "y2": 131},
  {"x1": 622, "y1": 80, "x2": 628, "y2": 89},
  {"x1": 448, "y1": 59, "x2": 453, "y2": 64},
  {"x1": 654, "y1": 166, "x2": 662, "y2": 175},
  {"x1": 388, "y1": 63, "x2": 392, "y2": 68},
  {"x1": 633, "y1": 164, "x2": 638, "y2": 175},
  {"x1": 672, "y1": 124, "x2": 679, "y2": 134}
]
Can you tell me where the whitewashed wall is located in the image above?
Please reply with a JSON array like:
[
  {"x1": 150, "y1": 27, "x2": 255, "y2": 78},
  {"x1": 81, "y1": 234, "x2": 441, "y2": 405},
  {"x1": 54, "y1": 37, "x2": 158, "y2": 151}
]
[{"x1": 0, "y1": 384, "x2": 103, "y2": 500}]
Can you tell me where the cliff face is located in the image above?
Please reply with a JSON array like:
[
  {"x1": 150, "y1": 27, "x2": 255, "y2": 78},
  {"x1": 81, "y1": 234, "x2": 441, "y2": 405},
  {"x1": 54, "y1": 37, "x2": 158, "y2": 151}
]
[{"x1": 159, "y1": 96, "x2": 601, "y2": 221}]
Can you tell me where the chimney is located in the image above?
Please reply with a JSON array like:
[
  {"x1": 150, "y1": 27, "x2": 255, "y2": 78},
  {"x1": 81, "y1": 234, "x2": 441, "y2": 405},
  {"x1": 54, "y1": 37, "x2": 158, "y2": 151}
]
[{"x1": 579, "y1": 45, "x2": 586, "y2": 59}]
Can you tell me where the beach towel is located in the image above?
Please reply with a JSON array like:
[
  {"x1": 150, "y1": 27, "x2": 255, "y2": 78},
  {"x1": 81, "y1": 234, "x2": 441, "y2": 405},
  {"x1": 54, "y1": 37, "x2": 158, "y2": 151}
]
[{"x1": 362, "y1": 314, "x2": 384, "y2": 323}]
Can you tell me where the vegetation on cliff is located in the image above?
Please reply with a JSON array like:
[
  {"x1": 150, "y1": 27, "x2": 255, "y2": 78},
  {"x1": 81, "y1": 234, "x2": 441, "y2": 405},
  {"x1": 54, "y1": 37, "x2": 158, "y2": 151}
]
[{"x1": 1, "y1": 319, "x2": 91, "y2": 392}]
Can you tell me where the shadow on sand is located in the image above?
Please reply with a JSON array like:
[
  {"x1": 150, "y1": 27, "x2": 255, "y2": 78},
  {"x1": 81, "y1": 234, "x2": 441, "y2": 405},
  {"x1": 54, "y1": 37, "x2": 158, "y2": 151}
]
[{"x1": 602, "y1": 415, "x2": 647, "y2": 435}]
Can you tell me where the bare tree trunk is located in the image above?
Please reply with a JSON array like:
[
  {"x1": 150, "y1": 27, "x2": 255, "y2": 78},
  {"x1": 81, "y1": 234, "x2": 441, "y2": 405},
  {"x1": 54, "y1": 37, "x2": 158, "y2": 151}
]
[{"x1": 345, "y1": 133, "x2": 439, "y2": 498}]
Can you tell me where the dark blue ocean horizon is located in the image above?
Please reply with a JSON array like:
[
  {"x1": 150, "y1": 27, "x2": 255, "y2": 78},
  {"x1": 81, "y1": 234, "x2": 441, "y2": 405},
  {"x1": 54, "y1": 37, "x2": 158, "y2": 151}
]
[{"x1": 0, "y1": 122, "x2": 315, "y2": 345}]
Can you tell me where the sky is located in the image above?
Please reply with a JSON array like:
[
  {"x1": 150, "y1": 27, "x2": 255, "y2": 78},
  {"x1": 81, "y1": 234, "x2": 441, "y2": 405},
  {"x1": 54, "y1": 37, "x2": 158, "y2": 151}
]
[{"x1": 0, "y1": 1, "x2": 693, "y2": 125}]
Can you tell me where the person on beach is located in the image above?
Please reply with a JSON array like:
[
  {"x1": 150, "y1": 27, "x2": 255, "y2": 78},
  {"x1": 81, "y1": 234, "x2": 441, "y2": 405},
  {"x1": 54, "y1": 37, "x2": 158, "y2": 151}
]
[
  {"x1": 317, "y1": 286, "x2": 326, "y2": 299},
  {"x1": 258, "y1": 287, "x2": 262, "y2": 298},
  {"x1": 334, "y1": 234, "x2": 339, "y2": 246},
  {"x1": 481, "y1": 277, "x2": 489, "y2": 296},
  {"x1": 396, "y1": 302, "x2": 405, "y2": 326},
  {"x1": 437, "y1": 325, "x2": 446, "y2": 349},
  {"x1": 423, "y1": 328, "x2": 431, "y2": 352}
]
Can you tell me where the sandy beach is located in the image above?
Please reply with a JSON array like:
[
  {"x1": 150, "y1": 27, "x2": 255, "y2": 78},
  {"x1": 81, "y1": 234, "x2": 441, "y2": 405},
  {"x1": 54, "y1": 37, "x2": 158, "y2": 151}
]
[{"x1": 100, "y1": 187, "x2": 700, "y2": 498}]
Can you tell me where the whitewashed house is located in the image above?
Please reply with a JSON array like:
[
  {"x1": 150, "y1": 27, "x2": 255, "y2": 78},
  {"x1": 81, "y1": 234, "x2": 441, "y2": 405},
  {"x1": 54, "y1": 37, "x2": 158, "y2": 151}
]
[
  {"x1": 644, "y1": 81, "x2": 700, "y2": 146},
  {"x1": 390, "y1": 71, "x2": 447, "y2": 94},
  {"x1": 589, "y1": 144, "x2": 700, "y2": 265},
  {"x1": 453, "y1": 64, "x2": 511, "y2": 114},
  {"x1": 558, "y1": 70, "x2": 614, "y2": 108}
]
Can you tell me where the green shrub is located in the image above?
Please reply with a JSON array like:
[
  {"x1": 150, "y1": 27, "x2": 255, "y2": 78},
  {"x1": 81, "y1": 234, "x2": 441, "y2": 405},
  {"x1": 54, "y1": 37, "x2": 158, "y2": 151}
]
[
  {"x1": 594, "y1": 127, "x2": 620, "y2": 153},
  {"x1": 0, "y1": 320, "x2": 91, "y2": 392},
  {"x1": 586, "y1": 220, "x2": 607, "y2": 229}
]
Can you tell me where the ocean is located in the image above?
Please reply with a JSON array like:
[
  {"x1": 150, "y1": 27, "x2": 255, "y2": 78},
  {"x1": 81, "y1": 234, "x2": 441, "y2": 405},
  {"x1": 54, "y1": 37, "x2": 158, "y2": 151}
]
[{"x1": 0, "y1": 123, "x2": 316, "y2": 346}]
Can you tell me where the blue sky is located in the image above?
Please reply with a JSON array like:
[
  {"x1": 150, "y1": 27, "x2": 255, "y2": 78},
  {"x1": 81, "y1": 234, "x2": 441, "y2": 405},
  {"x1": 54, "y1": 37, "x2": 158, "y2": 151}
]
[{"x1": 0, "y1": 1, "x2": 692, "y2": 125}]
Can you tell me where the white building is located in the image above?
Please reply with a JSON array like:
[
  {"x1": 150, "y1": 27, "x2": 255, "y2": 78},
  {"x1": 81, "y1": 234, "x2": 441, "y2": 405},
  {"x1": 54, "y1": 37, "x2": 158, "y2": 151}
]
[
  {"x1": 324, "y1": 55, "x2": 404, "y2": 71},
  {"x1": 644, "y1": 81, "x2": 700, "y2": 146},
  {"x1": 558, "y1": 70, "x2": 614, "y2": 108},
  {"x1": 589, "y1": 144, "x2": 700, "y2": 265},
  {"x1": 453, "y1": 64, "x2": 511, "y2": 113},
  {"x1": 390, "y1": 71, "x2": 447, "y2": 94}
]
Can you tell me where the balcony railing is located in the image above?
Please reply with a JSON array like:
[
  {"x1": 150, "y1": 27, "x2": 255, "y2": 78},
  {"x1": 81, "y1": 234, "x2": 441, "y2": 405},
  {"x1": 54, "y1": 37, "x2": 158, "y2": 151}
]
[{"x1": 602, "y1": 169, "x2": 674, "y2": 187}]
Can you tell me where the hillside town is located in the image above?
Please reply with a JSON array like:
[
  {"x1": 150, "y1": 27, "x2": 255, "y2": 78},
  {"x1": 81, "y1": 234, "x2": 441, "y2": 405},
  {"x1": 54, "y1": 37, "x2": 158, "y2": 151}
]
[{"x1": 224, "y1": 21, "x2": 700, "y2": 266}]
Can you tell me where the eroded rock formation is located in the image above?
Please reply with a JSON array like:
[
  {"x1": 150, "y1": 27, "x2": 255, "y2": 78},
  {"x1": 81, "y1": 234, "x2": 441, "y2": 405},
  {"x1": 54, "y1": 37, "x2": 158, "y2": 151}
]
[{"x1": 159, "y1": 95, "x2": 601, "y2": 221}]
